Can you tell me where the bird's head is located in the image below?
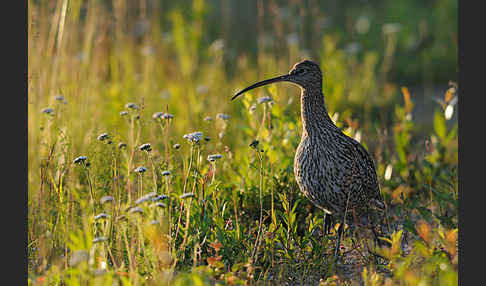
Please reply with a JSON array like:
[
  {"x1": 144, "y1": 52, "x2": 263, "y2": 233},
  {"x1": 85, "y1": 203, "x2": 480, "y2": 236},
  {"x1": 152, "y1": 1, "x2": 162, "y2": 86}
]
[{"x1": 232, "y1": 60, "x2": 322, "y2": 101}]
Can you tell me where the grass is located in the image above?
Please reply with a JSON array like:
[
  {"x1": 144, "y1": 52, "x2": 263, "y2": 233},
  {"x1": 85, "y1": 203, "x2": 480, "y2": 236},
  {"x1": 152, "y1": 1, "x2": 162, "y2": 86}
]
[{"x1": 28, "y1": 1, "x2": 457, "y2": 285}]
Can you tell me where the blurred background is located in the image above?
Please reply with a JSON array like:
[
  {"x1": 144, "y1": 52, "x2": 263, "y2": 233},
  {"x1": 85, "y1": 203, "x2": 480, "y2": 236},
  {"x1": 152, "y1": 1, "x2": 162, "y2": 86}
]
[{"x1": 29, "y1": 0, "x2": 457, "y2": 130}]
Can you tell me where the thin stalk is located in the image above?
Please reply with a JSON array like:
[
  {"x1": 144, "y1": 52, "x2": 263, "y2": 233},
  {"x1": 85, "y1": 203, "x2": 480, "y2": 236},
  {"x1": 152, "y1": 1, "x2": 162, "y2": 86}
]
[
  {"x1": 138, "y1": 173, "x2": 143, "y2": 199},
  {"x1": 85, "y1": 166, "x2": 96, "y2": 214},
  {"x1": 148, "y1": 152, "x2": 158, "y2": 194},
  {"x1": 251, "y1": 150, "x2": 264, "y2": 264},
  {"x1": 182, "y1": 145, "x2": 194, "y2": 194},
  {"x1": 165, "y1": 176, "x2": 172, "y2": 244},
  {"x1": 173, "y1": 145, "x2": 194, "y2": 255},
  {"x1": 211, "y1": 162, "x2": 216, "y2": 185},
  {"x1": 178, "y1": 197, "x2": 193, "y2": 265}
]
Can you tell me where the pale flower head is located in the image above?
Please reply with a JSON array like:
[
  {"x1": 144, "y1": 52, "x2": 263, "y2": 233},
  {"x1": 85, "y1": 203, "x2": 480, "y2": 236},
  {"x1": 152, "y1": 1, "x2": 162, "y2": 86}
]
[
  {"x1": 42, "y1": 107, "x2": 54, "y2": 114},
  {"x1": 97, "y1": 133, "x2": 109, "y2": 141},
  {"x1": 207, "y1": 154, "x2": 223, "y2": 162},
  {"x1": 139, "y1": 143, "x2": 152, "y2": 152},
  {"x1": 135, "y1": 192, "x2": 157, "y2": 204},
  {"x1": 134, "y1": 166, "x2": 147, "y2": 173},
  {"x1": 73, "y1": 156, "x2": 87, "y2": 164},
  {"x1": 217, "y1": 113, "x2": 230, "y2": 120},
  {"x1": 125, "y1": 102, "x2": 139, "y2": 110},
  {"x1": 183, "y1": 131, "x2": 203, "y2": 144},
  {"x1": 152, "y1": 112, "x2": 164, "y2": 119},
  {"x1": 257, "y1": 96, "x2": 273, "y2": 104},
  {"x1": 161, "y1": 170, "x2": 171, "y2": 176},
  {"x1": 100, "y1": 196, "x2": 114, "y2": 204}
]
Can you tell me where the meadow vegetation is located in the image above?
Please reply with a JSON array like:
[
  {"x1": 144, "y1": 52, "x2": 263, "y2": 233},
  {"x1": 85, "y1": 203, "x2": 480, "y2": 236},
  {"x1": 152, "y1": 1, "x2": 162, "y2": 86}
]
[{"x1": 28, "y1": 1, "x2": 457, "y2": 285}]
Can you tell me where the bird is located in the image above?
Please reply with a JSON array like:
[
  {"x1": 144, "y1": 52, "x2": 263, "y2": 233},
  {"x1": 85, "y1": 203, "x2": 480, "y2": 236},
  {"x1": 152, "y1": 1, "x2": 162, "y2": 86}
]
[{"x1": 232, "y1": 60, "x2": 386, "y2": 257}]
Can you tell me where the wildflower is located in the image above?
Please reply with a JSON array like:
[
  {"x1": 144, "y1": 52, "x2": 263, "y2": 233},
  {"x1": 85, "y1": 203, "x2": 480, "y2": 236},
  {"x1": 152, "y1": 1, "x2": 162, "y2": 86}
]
[
  {"x1": 92, "y1": 236, "x2": 108, "y2": 243},
  {"x1": 217, "y1": 113, "x2": 230, "y2": 120},
  {"x1": 183, "y1": 131, "x2": 203, "y2": 144},
  {"x1": 135, "y1": 192, "x2": 157, "y2": 204},
  {"x1": 382, "y1": 23, "x2": 401, "y2": 35},
  {"x1": 161, "y1": 170, "x2": 171, "y2": 176},
  {"x1": 97, "y1": 133, "x2": 109, "y2": 141},
  {"x1": 179, "y1": 192, "x2": 194, "y2": 199},
  {"x1": 120, "y1": 111, "x2": 128, "y2": 116},
  {"x1": 118, "y1": 142, "x2": 127, "y2": 149},
  {"x1": 73, "y1": 156, "x2": 87, "y2": 164},
  {"x1": 152, "y1": 202, "x2": 167, "y2": 208},
  {"x1": 204, "y1": 136, "x2": 211, "y2": 142},
  {"x1": 139, "y1": 143, "x2": 152, "y2": 152},
  {"x1": 209, "y1": 39, "x2": 225, "y2": 52},
  {"x1": 42, "y1": 107, "x2": 54, "y2": 114},
  {"x1": 173, "y1": 143, "x2": 181, "y2": 149},
  {"x1": 125, "y1": 103, "x2": 139, "y2": 110},
  {"x1": 94, "y1": 213, "x2": 110, "y2": 221},
  {"x1": 152, "y1": 194, "x2": 168, "y2": 201},
  {"x1": 162, "y1": 113, "x2": 174, "y2": 120},
  {"x1": 152, "y1": 112, "x2": 164, "y2": 119},
  {"x1": 100, "y1": 196, "x2": 114, "y2": 204},
  {"x1": 218, "y1": 132, "x2": 224, "y2": 139},
  {"x1": 257, "y1": 96, "x2": 273, "y2": 104},
  {"x1": 249, "y1": 140, "x2": 259, "y2": 149},
  {"x1": 55, "y1": 95, "x2": 64, "y2": 101},
  {"x1": 134, "y1": 166, "x2": 147, "y2": 173},
  {"x1": 128, "y1": 206, "x2": 143, "y2": 214},
  {"x1": 204, "y1": 116, "x2": 213, "y2": 122},
  {"x1": 207, "y1": 154, "x2": 223, "y2": 162},
  {"x1": 355, "y1": 15, "x2": 370, "y2": 35}
]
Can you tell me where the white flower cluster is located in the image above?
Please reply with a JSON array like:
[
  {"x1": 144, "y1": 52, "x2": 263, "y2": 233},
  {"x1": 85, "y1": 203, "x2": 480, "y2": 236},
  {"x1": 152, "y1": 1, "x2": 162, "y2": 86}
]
[{"x1": 183, "y1": 131, "x2": 203, "y2": 144}]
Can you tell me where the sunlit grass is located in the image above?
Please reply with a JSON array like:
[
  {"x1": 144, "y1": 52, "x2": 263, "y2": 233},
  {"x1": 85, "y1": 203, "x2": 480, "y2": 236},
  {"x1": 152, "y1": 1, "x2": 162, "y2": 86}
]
[{"x1": 28, "y1": 1, "x2": 457, "y2": 285}]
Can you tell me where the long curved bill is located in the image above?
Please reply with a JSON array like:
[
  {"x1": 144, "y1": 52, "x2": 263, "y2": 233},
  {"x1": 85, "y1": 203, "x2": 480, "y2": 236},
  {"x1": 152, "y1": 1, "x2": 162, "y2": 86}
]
[{"x1": 232, "y1": 74, "x2": 290, "y2": 101}]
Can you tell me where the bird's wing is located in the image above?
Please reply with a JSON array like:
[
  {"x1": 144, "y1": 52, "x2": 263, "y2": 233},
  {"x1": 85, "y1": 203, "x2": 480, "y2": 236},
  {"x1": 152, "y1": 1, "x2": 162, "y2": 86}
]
[
  {"x1": 338, "y1": 137, "x2": 382, "y2": 207},
  {"x1": 349, "y1": 139, "x2": 383, "y2": 203}
]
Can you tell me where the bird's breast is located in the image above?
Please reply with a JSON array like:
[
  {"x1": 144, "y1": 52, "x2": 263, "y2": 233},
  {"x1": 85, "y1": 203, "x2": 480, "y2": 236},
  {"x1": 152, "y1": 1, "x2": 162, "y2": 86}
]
[{"x1": 294, "y1": 136, "x2": 339, "y2": 205}]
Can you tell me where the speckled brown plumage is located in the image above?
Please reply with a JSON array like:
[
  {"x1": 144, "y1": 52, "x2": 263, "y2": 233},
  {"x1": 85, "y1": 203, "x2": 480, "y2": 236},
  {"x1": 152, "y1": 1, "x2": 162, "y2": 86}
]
[{"x1": 233, "y1": 60, "x2": 385, "y2": 257}]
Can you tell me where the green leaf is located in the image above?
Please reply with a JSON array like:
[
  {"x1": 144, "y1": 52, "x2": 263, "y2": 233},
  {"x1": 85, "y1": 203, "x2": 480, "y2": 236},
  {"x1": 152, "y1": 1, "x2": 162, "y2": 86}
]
[
  {"x1": 417, "y1": 206, "x2": 432, "y2": 221},
  {"x1": 403, "y1": 219, "x2": 417, "y2": 235},
  {"x1": 446, "y1": 124, "x2": 458, "y2": 144},
  {"x1": 434, "y1": 110, "x2": 447, "y2": 140}
]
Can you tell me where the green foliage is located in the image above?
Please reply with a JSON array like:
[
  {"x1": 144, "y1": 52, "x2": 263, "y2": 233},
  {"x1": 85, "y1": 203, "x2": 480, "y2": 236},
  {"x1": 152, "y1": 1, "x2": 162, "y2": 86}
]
[{"x1": 28, "y1": 1, "x2": 457, "y2": 285}]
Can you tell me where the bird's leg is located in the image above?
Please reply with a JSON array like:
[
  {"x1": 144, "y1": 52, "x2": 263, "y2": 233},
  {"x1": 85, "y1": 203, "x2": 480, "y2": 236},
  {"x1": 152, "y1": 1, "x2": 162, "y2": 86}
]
[
  {"x1": 323, "y1": 213, "x2": 334, "y2": 235},
  {"x1": 334, "y1": 219, "x2": 345, "y2": 258}
]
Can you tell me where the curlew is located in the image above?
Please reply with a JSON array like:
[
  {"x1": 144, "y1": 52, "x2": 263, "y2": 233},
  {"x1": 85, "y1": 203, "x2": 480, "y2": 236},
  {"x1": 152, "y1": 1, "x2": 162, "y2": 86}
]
[{"x1": 232, "y1": 60, "x2": 386, "y2": 257}]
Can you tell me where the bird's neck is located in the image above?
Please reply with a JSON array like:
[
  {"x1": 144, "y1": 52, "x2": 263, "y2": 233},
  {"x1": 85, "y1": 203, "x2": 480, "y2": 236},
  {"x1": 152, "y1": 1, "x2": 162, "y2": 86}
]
[{"x1": 300, "y1": 86, "x2": 335, "y2": 137}]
